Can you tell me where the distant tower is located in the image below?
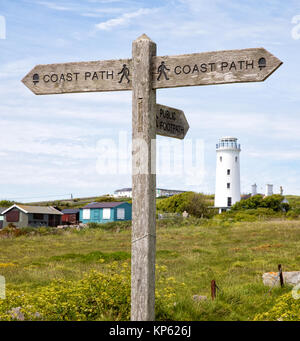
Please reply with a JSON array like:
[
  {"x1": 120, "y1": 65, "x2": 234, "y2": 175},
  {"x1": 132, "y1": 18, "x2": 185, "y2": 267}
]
[
  {"x1": 265, "y1": 184, "x2": 273, "y2": 197},
  {"x1": 251, "y1": 183, "x2": 257, "y2": 196},
  {"x1": 215, "y1": 137, "x2": 241, "y2": 213}
]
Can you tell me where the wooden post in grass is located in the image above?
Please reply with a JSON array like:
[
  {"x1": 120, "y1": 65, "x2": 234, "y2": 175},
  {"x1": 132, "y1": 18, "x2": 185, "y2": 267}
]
[
  {"x1": 131, "y1": 34, "x2": 157, "y2": 321},
  {"x1": 278, "y1": 264, "x2": 284, "y2": 287},
  {"x1": 211, "y1": 280, "x2": 216, "y2": 300}
]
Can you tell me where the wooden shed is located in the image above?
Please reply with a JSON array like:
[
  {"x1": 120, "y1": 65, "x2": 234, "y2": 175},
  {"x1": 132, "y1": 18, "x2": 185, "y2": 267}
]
[
  {"x1": 61, "y1": 208, "x2": 80, "y2": 225},
  {"x1": 79, "y1": 202, "x2": 132, "y2": 224},
  {"x1": 1, "y1": 204, "x2": 63, "y2": 228}
]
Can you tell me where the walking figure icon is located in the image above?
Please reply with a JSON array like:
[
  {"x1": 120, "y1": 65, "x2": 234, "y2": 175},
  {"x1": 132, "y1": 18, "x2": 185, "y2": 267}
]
[
  {"x1": 118, "y1": 64, "x2": 130, "y2": 83},
  {"x1": 157, "y1": 61, "x2": 170, "y2": 81}
]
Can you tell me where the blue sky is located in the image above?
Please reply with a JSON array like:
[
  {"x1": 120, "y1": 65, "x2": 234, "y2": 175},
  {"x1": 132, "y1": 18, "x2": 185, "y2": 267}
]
[{"x1": 0, "y1": 0, "x2": 300, "y2": 201}]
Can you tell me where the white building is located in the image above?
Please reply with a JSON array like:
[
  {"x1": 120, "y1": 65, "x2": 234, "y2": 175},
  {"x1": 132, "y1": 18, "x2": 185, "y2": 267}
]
[
  {"x1": 265, "y1": 184, "x2": 273, "y2": 196},
  {"x1": 114, "y1": 188, "x2": 185, "y2": 198},
  {"x1": 251, "y1": 183, "x2": 257, "y2": 196},
  {"x1": 214, "y1": 137, "x2": 241, "y2": 213}
]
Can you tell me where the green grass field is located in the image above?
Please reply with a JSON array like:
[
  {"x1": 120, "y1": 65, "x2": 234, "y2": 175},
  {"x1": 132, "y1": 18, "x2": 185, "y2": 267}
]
[{"x1": 0, "y1": 218, "x2": 299, "y2": 320}]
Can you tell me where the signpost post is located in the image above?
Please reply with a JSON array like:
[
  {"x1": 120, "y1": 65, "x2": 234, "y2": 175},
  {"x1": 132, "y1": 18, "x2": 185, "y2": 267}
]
[
  {"x1": 22, "y1": 34, "x2": 282, "y2": 321},
  {"x1": 131, "y1": 34, "x2": 157, "y2": 321}
]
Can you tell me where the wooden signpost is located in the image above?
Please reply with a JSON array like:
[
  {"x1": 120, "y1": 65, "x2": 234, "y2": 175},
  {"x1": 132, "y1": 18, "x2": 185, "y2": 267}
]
[
  {"x1": 156, "y1": 104, "x2": 189, "y2": 139},
  {"x1": 152, "y1": 48, "x2": 282, "y2": 89},
  {"x1": 22, "y1": 59, "x2": 133, "y2": 94},
  {"x1": 22, "y1": 34, "x2": 282, "y2": 321}
]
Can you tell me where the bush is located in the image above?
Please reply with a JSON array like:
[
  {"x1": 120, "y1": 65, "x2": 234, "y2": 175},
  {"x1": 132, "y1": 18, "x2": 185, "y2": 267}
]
[
  {"x1": 286, "y1": 209, "x2": 300, "y2": 219},
  {"x1": 94, "y1": 196, "x2": 118, "y2": 202},
  {"x1": 232, "y1": 194, "x2": 290, "y2": 212},
  {"x1": 215, "y1": 207, "x2": 285, "y2": 223},
  {"x1": 254, "y1": 291, "x2": 300, "y2": 321},
  {"x1": 87, "y1": 221, "x2": 131, "y2": 231},
  {"x1": 0, "y1": 226, "x2": 64, "y2": 238},
  {"x1": 157, "y1": 192, "x2": 213, "y2": 218},
  {"x1": 0, "y1": 200, "x2": 15, "y2": 207},
  {"x1": 0, "y1": 263, "x2": 180, "y2": 321}
]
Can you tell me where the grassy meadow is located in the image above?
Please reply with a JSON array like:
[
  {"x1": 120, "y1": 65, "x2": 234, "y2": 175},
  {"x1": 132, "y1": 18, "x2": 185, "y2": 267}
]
[{"x1": 1, "y1": 217, "x2": 299, "y2": 320}]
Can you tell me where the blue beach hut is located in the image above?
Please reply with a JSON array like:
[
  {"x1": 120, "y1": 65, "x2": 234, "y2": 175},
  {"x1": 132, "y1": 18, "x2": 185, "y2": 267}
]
[{"x1": 79, "y1": 202, "x2": 132, "y2": 224}]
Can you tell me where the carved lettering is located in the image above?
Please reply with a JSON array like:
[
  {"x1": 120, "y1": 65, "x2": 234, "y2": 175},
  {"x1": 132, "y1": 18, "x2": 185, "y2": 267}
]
[
  {"x1": 192, "y1": 64, "x2": 199, "y2": 73},
  {"x1": 107, "y1": 71, "x2": 114, "y2": 79},
  {"x1": 183, "y1": 65, "x2": 191, "y2": 74},
  {"x1": 238, "y1": 61, "x2": 245, "y2": 69},
  {"x1": 66, "y1": 73, "x2": 72, "y2": 81},
  {"x1": 200, "y1": 63, "x2": 207, "y2": 72},
  {"x1": 174, "y1": 66, "x2": 181, "y2": 74},
  {"x1": 51, "y1": 74, "x2": 58, "y2": 82},
  {"x1": 221, "y1": 62, "x2": 228, "y2": 71},
  {"x1": 208, "y1": 63, "x2": 216, "y2": 71},
  {"x1": 246, "y1": 60, "x2": 254, "y2": 69},
  {"x1": 92, "y1": 72, "x2": 98, "y2": 80},
  {"x1": 43, "y1": 75, "x2": 50, "y2": 83},
  {"x1": 229, "y1": 61, "x2": 236, "y2": 71}
]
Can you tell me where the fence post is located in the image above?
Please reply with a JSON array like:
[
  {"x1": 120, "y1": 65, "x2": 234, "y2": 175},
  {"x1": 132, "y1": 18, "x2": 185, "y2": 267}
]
[
  {"x1": 211, "y1": 280, "x2": 216, "y2": 300},
  {"x1": 278, "y1": 264, "x2": 284, "y2": 288}
]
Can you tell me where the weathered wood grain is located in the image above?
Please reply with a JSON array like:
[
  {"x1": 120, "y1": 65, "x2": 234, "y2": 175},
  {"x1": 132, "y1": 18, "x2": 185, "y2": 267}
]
[
  {"x1": 22, "y1": 59, "x2": 132, "y2": 95},
  {"x1": 156, "y1": 104, "x2": 189, "y2": 139},
  {"x1": 152, "y1": 48, "x2": 282, "y2": 89},
  {"x1": 23, "y1": 47, "x2": 282, "y2": 95},
  {"x1": 131, "y1": 34, "x2": 157, "y2": 321}
]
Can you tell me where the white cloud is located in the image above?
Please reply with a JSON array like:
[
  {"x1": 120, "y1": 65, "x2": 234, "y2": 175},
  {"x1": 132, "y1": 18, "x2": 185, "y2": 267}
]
[
  {"x1": 95, "y1": 8, "x2": 154, "y2": 30},
  {"x1": 81, "y1": 7, "x2": 127, "y2": 17},
  {"x1": 35, "y1": 1, "x2": 75, "y2": 11}
]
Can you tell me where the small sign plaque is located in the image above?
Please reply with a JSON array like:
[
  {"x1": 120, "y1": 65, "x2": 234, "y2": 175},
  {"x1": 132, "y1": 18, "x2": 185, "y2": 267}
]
[{"x1": 156, "y1": 104, "x2": 189, "y2": 139}]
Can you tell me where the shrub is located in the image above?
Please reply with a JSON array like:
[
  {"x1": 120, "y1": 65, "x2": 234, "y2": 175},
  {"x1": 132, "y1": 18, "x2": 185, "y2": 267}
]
[
  {"x1": 94, "y1": 196, "x2": 118, "y2": 202},
  {"x1": 157, "y1": 192, "x2": 213, "y2": 218},
  {"x1": 0, "y1": 200, "x2": 15, "y2": 207},
  {"x1": 254, "y1": 291, "x2": 300, "y2": 321},
  {"x1": 87, "y1": 221, "x2": 131, "y2": 231},
  {"x1": 286, "y1": 210, "x2": 299, "y2": 219},
  {"x1": 0, "y1": 263, "x2": 180, "y2": 321},
  {"x1": 214, "y1": 207, "x2": 285, "y2": 223},
  {"x1": 232, "y1": 194, "x2": 290, "y2": 212},
  {"x1": 0, "y1": 226, "x2": 64, "y2": 238}
]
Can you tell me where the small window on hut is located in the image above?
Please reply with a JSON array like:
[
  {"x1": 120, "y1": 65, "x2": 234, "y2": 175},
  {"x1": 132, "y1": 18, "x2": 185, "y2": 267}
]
[
  {"x1": 33, "y1": 213, "x2": 44, "y2": 220},
  {"x1": 83, "y1": 209, "x2": 90, "y2": 220},
  {"x1": 117, "y1": 208, "x2": 125, "y2": 220},
  {"x1": 103, "y1": 208, "x2": 111, "y2": 220}
]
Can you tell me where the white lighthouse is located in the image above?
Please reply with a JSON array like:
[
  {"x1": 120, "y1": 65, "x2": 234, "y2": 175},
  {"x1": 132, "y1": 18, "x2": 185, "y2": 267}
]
[{"x1": 214, "y1": 137, "x2": 241, "y2": 213}]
